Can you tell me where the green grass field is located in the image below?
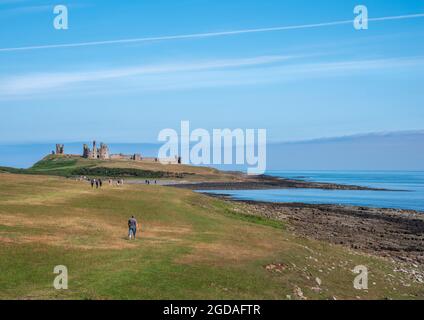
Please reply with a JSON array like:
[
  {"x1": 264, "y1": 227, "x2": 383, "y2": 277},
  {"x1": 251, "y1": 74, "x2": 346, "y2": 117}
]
[
  {"x1": 0, "y1": 172, "x2": 423, "y2": 300},
  {"x1": 0, "y1": 155, "x2": 240, "y2": 182}
]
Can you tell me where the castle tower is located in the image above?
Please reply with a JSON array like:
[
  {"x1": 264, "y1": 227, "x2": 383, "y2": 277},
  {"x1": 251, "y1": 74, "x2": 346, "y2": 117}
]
[
  {"x1": 92, "y1": 141, "x2": 98, "y2": 159},
  {"x1": 55, "y1": 144, "x2": 64, "y2": 155},
  {"x1": 82, "y1": 141, "x2": 110, "y2": 159},
  {"x1": 83, "y1": 144, "x2": 90, "y2": 158},
  {"x1": 99, "y1": 143, "x2": 110, "y2": 160}
]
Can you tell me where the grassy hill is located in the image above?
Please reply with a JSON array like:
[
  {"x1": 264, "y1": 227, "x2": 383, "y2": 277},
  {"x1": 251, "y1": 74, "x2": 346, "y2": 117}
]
[
  {"x1": 0, "y1": 155, "x2": 240, "y2": 182},
  {"x1": 0, "y1": 172, "x2": 422, "y2": 299}
]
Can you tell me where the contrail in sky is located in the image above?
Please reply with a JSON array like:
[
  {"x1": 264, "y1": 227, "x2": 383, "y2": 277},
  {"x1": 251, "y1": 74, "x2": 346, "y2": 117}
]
[{"x1": 0, "y1": 13, "x2": 423, "y2": 53}]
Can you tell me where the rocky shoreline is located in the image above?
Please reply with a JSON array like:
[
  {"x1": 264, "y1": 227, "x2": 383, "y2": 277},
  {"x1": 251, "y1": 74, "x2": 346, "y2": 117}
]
[
  {"x1": 212, "y1": 195, "x2": 424, "y2": 267},
  {"x1": 174, "y1": 173, "x2": 424, "y2": 275},
  {"x1": 174, "y1": 174, "x2": 399, "y2": 191}
]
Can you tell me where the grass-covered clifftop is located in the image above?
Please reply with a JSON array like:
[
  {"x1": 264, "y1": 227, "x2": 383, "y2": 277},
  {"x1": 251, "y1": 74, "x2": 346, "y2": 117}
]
[
  {"x1": 0, "y1": 155, "x2": 238, "y2": 181},
  {"x1": 2, "y1": 156, "x2": 423, "y2": 299},
  {"x1": 1, "y1": 172, "x2": 422, "y2": 299}
]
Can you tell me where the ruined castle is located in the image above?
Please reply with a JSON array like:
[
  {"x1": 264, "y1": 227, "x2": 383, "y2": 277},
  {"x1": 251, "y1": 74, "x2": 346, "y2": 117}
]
[
  {"x1": 83, "y1": 141, "x2": 110, "y2": 160},
  {"x1": 53, "y1": 140, "x2": 181, "y2": 164}
]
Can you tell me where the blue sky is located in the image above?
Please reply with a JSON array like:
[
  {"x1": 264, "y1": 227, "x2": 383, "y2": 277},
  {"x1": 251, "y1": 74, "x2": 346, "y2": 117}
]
[{"x1": 0, "y1": 0, "x2": 423, "y2": 143}]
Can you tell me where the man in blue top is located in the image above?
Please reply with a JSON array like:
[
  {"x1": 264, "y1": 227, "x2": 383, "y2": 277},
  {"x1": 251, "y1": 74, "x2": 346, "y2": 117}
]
[{"x1": 128, "y1": 216, "x2": 138, "y2": 240}]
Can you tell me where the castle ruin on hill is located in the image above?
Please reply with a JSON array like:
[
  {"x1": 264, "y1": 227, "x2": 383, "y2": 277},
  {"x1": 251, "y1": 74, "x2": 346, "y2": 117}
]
[
  {"x1": 55, "y1": 144, "x2": 64, "y2": 155},
  {"x1": 83, "y1": 141, "x2": 110, "y2": 160},
  {"x1": 53, "y1": 140, "x2": 181, "y2": 164}
]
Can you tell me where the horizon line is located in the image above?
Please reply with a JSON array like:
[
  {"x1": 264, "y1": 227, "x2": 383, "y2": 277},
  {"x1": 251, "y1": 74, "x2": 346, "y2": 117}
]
[
  {"x1": 1, "y1": 129, "x2": 423, "y2": 146},
  {"x1": 1, "y1": 13, "x2": 424, "y2": 53}
]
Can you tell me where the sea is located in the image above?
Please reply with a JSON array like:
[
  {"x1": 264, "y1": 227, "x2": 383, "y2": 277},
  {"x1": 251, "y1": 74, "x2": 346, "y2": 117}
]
[
  {"x1": 201, "y1": 171, "x2": 424, "y2": 212},
  {"x1": 1, "y1": 144, "x2": 423, "y2": 212}
]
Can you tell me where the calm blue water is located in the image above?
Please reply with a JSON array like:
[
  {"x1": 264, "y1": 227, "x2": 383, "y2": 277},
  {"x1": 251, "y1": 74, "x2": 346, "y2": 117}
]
[{"x1": 201, "y1": 171, "x2": 424, "y2": 212}]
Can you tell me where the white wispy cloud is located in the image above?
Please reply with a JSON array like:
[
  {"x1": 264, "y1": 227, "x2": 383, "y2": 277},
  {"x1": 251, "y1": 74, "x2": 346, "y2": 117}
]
[
  {"x1": 0, "y1": 0, "x2": 29, "y2": 4},
  {"x1": 274, "y1": 129, "x2": 424, "y2": 145},
  {"x1": 0, "y1": 13, "x2": 423, "y2": 52},
  {"x1": 0, "y1": 55, "x2": 423, "y2": 100},
  {"x1": 0, "y1": 55, "x2": 293, "y2": 96},
  {"x1": 0, "y1": 4, "x2": 51, "y2": 14},
  {"x1": 0, "y1": 2, "x2": 89, "y2": 16}
]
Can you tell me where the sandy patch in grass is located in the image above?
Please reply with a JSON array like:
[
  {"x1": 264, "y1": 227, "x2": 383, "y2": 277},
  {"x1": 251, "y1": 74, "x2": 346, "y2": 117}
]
[
  {"x1": 0, "y1": 187, "x2": 93, "y2": 207},
  {"x1": 0, "y1": 211, "x2": 193, "y2": 250},
  {"x1": 0, "y1": 236, "x2": 15, "y2": 244},
  {"x1": 0, "y1": 211, "x2": 115, "y2": 232},
  {"x1": 137, "y1": 224, "x2": 192, "y2": 244},
  {"x1": 177, "y1": 237, "x2": 279, "y2": 265},
  {"x1": 0, "y1": 173, "x2": 93, "y2": 206}
]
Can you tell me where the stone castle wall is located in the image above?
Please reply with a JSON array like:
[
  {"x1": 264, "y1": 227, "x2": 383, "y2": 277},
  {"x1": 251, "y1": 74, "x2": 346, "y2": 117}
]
[{"x1": 55, "y1": 141, "x2": 180, "y2": 164}]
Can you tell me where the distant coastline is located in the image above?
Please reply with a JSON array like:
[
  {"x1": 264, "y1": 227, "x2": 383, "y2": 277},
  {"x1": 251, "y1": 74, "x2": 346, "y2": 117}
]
[{"x1": 1, "y1": 130, "x2": 424, "y2": 170}]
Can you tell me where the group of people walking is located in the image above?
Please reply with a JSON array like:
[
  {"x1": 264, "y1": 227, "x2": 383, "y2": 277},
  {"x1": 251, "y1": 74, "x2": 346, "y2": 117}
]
[
  {"x1": 90, "y1": 178, "x2": 103, "y2": 188},
  {"x1": 84, "y1": 177, "x2": 159, "y2": 188},
  {"x1": 109, "y1": 178, "x2": 124, "y2": 186},
  {"x1": 88, "y1": 178, "x2": 125, "y2": 188}
]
